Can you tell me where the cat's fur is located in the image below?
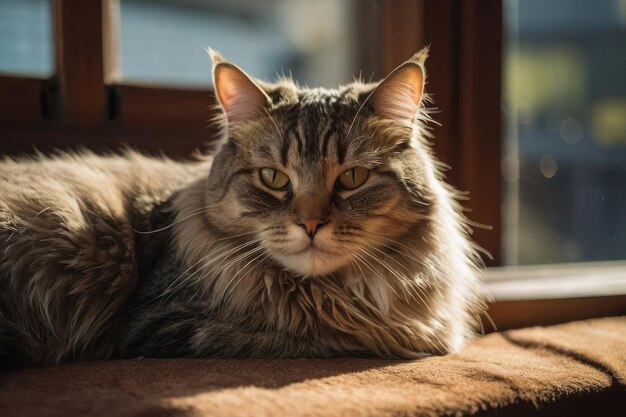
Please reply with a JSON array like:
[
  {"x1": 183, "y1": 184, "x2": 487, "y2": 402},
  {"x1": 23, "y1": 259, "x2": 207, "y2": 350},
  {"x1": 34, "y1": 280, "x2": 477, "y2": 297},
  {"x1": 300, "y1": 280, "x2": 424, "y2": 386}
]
[{"x1": 0, "y1": 49, "x2": 486, "y2": 368}]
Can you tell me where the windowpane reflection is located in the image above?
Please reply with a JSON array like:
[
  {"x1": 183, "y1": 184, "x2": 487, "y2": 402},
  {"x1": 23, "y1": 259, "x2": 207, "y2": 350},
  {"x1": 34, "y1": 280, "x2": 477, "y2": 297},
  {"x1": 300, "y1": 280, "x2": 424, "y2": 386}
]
[
  {"x1": 118, "y1": 0, "x2": 356, "y2": 87},
  {"x1": 503, "y1": 0, "x2": 626, "y2": 264},
  {"x1": 0, "y1": 0, "x2": 54, "y2": 77}
]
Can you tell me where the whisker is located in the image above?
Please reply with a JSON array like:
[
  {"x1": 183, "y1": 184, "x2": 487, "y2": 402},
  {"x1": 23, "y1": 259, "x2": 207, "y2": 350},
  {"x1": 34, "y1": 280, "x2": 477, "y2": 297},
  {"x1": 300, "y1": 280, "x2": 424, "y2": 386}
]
[
  {"x1": 264, "y1": 108, "x2": 286, "y2": 144},
  {"x1": 132, "y1": 204, "x2": 218, "y2": 234},
  {"x1": 358, "y1": 246, "x2": 416, "y2": 303},
  {"x1": 345, "y1": 88, "x2": 375, "y2": 144},
  {"x1": 349, "y1": 251, "x2": 401, "y2": 314},
  {"x1": 349, "y1": 255, "x2": 367, "y2": 282},
  {"x1": 355, "y1": 249, "x2": 404, "y2": 299},
  {"x1": 161, "y1": 238, "x2": 263, "y2": 302},
  {"x1": 224, "y1": 252, "x2": 271, "y2": 299},
  {"x1": 208, "y1": 241, "x2": 264, "y2": 274},
  {"x1": 359, "y1": 247, "x2": 439, "y2": 318},
  {"x1": 182, "y1": 244, "x2": 266, "y2": 303},
  {"x1": 356, "y1": 229, "x2": 456, "y2": 285},
  {"x1": 211, "y1": 230, "x2": 260, "y2": 243},
  {"x1": 352, "y1": 251, "x2": 389, "y2": 293}
]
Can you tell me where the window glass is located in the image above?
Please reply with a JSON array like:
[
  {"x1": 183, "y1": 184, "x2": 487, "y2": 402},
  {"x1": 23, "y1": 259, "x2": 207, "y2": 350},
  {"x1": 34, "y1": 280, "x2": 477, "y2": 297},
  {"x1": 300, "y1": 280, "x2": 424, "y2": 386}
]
[
  {"x1": 118, "y1": 0, "x2": 356, "y2": 87},
  {"x1": 503, "y1": 0, "x2": 626, "y2": 264},
  {"x1": 0, "y1": 0, "x2": 54, "y2": 76}
]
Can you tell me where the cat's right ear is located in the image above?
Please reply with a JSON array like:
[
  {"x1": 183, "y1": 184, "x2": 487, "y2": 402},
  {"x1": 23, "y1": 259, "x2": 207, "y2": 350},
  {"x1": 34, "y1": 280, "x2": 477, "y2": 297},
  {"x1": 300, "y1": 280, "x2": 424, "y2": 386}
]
[{"x1": 209, "y1": 49, "x2": 271, "y2": 124}]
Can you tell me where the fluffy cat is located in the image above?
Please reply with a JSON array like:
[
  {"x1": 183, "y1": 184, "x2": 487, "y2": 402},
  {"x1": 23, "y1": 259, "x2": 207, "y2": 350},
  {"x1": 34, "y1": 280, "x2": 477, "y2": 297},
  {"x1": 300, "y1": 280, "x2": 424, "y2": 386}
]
[{"x1": 0, "y1": 49, "x2": 486, "y2": 368}]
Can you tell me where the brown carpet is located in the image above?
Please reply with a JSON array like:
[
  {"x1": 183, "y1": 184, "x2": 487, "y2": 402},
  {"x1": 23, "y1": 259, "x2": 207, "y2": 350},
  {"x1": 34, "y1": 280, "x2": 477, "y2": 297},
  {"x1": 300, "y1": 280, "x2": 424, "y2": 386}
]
[{"x1": 1, "y1": 317, "x2": 624, "y2": 417}]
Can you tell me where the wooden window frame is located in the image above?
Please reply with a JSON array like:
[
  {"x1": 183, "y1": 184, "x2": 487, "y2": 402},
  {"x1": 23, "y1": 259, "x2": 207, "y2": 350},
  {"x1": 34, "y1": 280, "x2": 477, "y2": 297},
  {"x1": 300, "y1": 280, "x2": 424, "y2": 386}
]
[
  {"x1": 484, "y1": 261, "x2": 626, "y2": 330},
  {"x1": 360, "y1": 0, "x2": 503, "y2": 267},
  {"x1": 1, "y1": 0, "x2": 624, "y2": 330},
  {"x1": 0, "y1": 0, "x2": 216, "y2": 156}
]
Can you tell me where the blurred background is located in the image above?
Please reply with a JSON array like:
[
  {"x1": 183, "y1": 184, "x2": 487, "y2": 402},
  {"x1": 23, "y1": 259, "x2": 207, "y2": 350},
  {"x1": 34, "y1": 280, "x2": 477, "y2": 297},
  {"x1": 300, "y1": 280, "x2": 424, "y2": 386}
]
[
  {"x1": 0, "y1": 0, "x2": 625, "y2": 274},
  {"x1": 503, "y1": 0, "x2": 626, "y2": 266},
  {"x1": 0, "y1": 0, "x2": 358, "y2": 86}
]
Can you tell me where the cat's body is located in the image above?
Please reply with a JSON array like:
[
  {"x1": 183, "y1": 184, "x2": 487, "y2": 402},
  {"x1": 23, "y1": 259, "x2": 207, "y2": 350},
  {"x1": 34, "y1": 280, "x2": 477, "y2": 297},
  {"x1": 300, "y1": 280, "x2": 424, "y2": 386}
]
[
  {"x1": 0, "y1": 152, "x2": 202, "y2": 366},
  {"x1": 0, "y1": 50, "x2": 486, "y2": 368}
]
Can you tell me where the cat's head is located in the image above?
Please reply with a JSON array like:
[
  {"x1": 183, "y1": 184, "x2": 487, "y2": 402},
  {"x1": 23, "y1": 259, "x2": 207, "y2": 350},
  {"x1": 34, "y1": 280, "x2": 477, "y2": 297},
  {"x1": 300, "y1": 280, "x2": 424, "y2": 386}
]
[{"x1": 203, "y1": 49, "x2": 439, "y2": 277}]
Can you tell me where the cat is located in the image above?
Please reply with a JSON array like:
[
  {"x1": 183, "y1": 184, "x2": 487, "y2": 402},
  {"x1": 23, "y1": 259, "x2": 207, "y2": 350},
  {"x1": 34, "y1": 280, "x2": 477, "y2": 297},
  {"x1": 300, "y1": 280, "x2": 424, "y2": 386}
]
[{"x1": 0, "y1": 48, "x2": 486, "y2": 369}]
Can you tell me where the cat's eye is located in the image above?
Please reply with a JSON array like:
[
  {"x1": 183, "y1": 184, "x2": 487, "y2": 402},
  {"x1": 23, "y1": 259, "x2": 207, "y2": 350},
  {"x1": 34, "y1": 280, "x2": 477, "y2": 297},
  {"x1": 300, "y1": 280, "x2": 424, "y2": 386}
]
[
  {"x1": 259, "y1": 168, "x2": 290, "y2": 190},
  {"x1": 337, "y1": 167, "x2": 369, "y2": 190}
]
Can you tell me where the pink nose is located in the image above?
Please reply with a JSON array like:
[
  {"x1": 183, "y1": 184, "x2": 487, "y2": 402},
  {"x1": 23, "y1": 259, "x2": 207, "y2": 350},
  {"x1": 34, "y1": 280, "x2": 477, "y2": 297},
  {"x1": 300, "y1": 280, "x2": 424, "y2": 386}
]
[{"x1": 298, "y1": 219, "x2": 326, "y2": 238}]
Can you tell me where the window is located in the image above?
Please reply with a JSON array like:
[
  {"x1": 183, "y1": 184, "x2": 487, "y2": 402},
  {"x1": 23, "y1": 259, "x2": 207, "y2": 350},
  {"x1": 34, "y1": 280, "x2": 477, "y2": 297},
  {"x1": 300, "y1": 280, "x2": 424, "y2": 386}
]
[
  {"x1": 116, "y1": 0, "x2": 356, "y2": 87},
  {"x1": 486, "y1": 0, "x2": 626, "y2": 328},
  {"x1": 0, "y1": 0, "x2": 53, "y2": 77},
  {"x1": 503, "y1": 0, "x2": 626, "y2": 265}
]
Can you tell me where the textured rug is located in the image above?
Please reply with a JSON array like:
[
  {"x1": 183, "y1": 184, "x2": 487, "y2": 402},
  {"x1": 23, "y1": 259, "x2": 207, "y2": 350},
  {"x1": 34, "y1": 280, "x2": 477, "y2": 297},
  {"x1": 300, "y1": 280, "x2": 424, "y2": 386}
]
[{"x1": 1, "y1": 317, "x2": 624, "y2": 417}]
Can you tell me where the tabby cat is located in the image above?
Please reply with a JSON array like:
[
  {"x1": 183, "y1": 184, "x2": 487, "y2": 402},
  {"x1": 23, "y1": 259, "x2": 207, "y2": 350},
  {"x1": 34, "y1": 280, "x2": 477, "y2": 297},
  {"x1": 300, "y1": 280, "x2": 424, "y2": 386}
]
[{"x1": 0, "y1": 49, "x2": 486, "y2": 369}]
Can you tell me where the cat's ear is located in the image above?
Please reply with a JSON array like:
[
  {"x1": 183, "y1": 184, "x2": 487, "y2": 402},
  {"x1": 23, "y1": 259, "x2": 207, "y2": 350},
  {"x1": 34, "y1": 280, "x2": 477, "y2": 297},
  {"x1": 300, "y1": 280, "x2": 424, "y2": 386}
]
[
  {"x1": 367, "y1": 48, "x2": 427, "y2": 127},
  {"x1": 209, "y1": 49, "x2": 271, "y2": 124}
]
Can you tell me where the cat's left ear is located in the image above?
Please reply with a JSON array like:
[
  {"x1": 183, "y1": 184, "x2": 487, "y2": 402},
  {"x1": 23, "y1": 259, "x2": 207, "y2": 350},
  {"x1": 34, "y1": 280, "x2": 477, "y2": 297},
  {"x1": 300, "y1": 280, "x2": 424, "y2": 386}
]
[
  {"x1": 209, "y1": 49, "x2": 271, "y2": 124},
  {"x1": 366, "y1": 48, "x2": 427, "y2": 127}
]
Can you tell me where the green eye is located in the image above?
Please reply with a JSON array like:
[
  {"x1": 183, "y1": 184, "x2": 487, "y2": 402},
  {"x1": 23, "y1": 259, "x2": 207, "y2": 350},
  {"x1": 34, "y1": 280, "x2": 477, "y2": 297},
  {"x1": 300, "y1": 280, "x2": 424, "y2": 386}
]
[
  {"x1": 260, "y1": 168, "x2": 290, "y2": 189},
  {"x1": 337, "y1": 167, "x2": 369, "y2": 190}
]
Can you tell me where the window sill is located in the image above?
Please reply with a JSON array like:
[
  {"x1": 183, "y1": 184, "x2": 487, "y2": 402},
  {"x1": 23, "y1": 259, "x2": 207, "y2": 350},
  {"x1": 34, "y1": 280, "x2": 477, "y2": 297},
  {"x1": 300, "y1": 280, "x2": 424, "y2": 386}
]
[
  {"x1": 484, "y1": 260, "x2": 626, "y2": 300},
  {"x1": 483, "y1": 261, "x2": 626, "y2": 331}
]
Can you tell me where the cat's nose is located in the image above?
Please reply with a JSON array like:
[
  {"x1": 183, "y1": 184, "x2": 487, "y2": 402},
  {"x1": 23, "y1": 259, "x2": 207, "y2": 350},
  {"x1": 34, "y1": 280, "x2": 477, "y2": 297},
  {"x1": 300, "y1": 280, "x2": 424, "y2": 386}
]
[
  {"x1": 293, "y1": 191, "x2": 331, "y2": 238},
  {"x1": 297, "y1": 218, "x2": 328, "y2": 238}
]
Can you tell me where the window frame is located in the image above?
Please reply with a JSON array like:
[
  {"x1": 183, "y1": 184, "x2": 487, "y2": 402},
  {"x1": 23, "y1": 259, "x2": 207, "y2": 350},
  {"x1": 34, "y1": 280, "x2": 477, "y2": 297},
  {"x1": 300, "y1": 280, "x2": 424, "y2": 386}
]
[
  {"x1": 0, "y1": 0, "x2": 218, "y2": 155},
  {"x1": 0, "y1": 0, "x2": 624, "y2": 331},
  {"x1": 361, "y1": 0, "x2": 503, "y2": 265}
]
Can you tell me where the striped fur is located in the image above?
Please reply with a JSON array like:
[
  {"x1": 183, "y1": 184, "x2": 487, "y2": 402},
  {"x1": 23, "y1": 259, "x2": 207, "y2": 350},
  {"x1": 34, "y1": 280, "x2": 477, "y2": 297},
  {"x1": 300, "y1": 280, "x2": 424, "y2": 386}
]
[{"x1": 0, "y1": 50, "x2": 486, "y2": 367}]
